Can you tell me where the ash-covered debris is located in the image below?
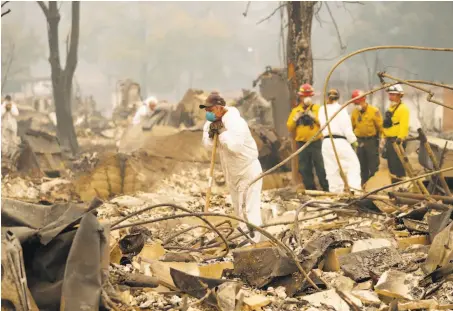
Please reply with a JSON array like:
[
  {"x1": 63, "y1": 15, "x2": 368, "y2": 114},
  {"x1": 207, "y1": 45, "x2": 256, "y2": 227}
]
[{"x1": 2, "y1": 89, "x2": 453, "y2": 311}]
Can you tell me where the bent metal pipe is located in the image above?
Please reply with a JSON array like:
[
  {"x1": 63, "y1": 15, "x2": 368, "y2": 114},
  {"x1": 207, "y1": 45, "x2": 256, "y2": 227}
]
[
  {"x1": 322, "y1": 45, "x2": 453, "y2": 195},
  {"x1": 241, "y1": 45, "x2": 453, "y2": 223}
]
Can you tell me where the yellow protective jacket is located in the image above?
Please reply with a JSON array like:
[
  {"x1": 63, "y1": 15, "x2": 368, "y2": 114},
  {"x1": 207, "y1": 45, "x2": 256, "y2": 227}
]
[
  {"x1": 351, "y1": 104, "x2": 383, "y2": 138},
  {"x1": 287, "y1": 104, "x2": 322, "y2": 142},
  {"x1": 382, "y1": 102, "x2": 410, "y2": 139}
]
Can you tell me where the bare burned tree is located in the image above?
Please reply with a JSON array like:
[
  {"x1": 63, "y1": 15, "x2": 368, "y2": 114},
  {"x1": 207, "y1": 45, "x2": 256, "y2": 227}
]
[
  {"x1": 287, "y1": 1, "x2": 317, "y2": 94},
  {"x1": 37, "y1": 1, "x2": 80, "y2": 155}
]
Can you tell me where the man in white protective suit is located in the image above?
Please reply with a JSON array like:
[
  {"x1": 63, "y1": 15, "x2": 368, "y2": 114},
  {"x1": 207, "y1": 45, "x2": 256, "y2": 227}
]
[
  {"x1": 132, "y1": 96, "x2": 159, "y2": 125},
  {"x1": 200, "y1": 92, "x2": 263, "y2": 243},
  {"x1": 318, "y1": 89, "x2": 361, "y2": 193},
  {"x1": 1, "y1": 95, "x2": 20, "y2": 157}
]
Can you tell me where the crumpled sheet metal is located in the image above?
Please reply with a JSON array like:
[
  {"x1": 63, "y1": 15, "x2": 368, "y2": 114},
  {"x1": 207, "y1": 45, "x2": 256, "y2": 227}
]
[
  {"x1": 1, "y1": 198, "x2": 92, "y2": 245},
  {"x1": 299, "y1": 229, "x2": 371, "y2": 272},
  {"x1": 1, "y1": 198, "x2": 58, "y2": 230},
  {"x1": 428, "y1": 208, "x2": 453, "y2": 242},
  {"x1": 233, "y1": 246, "x2": 297, "y2": 288},
  {"x1": 423, "y1": 222, "x2": 453, "y2": 274},
  {"x1": 60, "y1": 212, "x2": 108, "y2": 311},
  {"x1": 1, "y1": 198, "x2": 107, "y2": 310},
  {"x1": 170, "y1": 268, "x2": 242, "y2": 308}
]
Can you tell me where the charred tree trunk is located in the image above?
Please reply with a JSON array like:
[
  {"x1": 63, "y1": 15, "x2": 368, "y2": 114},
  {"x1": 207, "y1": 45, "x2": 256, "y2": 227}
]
[
  {"x1": 286, "y1": 1, "x2": 316, "y2": 186},
  {"x1": 38, "y1": 1, "x2": 80, "y2": 155},
  {"x1": 287, "y1": 1, "x2": 315, "y2": 88}
]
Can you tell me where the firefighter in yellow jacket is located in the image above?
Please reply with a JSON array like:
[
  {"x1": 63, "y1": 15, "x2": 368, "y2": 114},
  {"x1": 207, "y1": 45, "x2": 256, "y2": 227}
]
[
  {"x1": 381, "y1": 84, "x2": 410, "y2": 183},
  {"x1": 351, "y1": 89, "x2": 383, "y2": 185},
  {"x1": 287, "y1": 84, "x2": 329, "y2": 191}
]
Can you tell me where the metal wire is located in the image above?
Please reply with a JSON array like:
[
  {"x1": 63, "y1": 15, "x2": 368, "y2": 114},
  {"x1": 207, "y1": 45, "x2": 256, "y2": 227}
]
[
  {"x1": 110, "y1": 204, "x2": 230, "y2": 261},
  {"x1": 321, "y1": 45, "x2": 453, "y2": 195},
  {"x1": 112, "y1": 211, "x2": 321, "y2": 291},
  {"x1": 293, "y1": 200, "x2": 347, "y2": 247},
  {"x1": 241, "y1": 46, "x2": 453, "y2": 223},
  {"x1": 240, "y1": 82, "x2": 394, "y2": 222}
]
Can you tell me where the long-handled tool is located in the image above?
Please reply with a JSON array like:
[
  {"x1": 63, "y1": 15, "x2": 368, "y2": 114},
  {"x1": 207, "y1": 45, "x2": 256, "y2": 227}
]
[{"x1": 205, "y1": 133, "x2": 219, "y2": 212}]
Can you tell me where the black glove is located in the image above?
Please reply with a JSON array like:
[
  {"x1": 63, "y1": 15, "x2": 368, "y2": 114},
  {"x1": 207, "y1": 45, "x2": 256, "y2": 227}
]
[
  {"x1": 209, "y1": 121, "x2": 224, "y2": 139},
  {"x1": 396, "y1": 138, "x2": 403, "y2": 145}
]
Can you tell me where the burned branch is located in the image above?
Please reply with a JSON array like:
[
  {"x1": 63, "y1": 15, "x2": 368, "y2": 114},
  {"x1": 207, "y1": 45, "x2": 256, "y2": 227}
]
[
  {"x1": 256, "y1": 2, "x2": 287, "y2": 25},
  {"x1": 1, "y1": 1, "x2": 10, "y2": 17},
  {"x1": 242, "y1": 1, "x2": 251, "y2": 17},
  {"x1": 325, "y1": 1, "x2": 346, "y2": 51}
]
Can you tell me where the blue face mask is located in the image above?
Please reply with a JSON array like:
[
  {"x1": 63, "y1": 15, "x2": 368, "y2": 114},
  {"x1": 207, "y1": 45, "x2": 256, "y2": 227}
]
[{"x1": 206, "y1": 111, "x2": 217, "y2": 122}]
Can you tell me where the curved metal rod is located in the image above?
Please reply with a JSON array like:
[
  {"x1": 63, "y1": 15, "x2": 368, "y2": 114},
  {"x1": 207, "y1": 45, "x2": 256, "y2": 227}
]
[
  {"x1": 111, "y1": 203, "x2": 179, "y2": 228},
  {"x1": 357, "y1": 166, "x2": 453, "y2": 201},
  {"x1": 113, "y1": 212, "x2": 229, "y2": 261},
  {"x1": 112, "y1": 211, "x2": 321, "y2": 291},
  {"x1": 293, "y1": 200, "x2": 346, "y2": 246},
  {"x1": 180, "y1": 221, "x2": 232, "y2": 247},
  {"x1": 404, "y1": 80, "x2": 453, "y2": 92},
  {"x1": 381, "y1": 73, "x2": 453, "y2": 110},
  {"x1": 163, "y1": 224, "x2": 233, "y2": 248},
  {"x1": 205, "y1": 210, "x2": 335, "y2": 248},
  {"x1": 110, "y1": 204, "x2": 230, "y2": 261},
  {"x1": 321, "y1": 45, "x2": 453, "y2": 195},
  {"x1": 240, "y1": 83, "x2": 394, "y2": 222},
  {"x1": 163, "y1": 224, "x2": 211, "y2": 246},
  {"x1": 165, "y1": 228, "x2": 235, "y2": 252}
]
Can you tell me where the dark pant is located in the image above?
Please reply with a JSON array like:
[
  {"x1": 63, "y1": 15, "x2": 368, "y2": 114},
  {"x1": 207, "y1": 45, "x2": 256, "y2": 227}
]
[
  {"x1": 385, "y1": 138, "x2": 407, "y2": 183},
  {"x1": 297, "y1": 140, "x2": 329, "y2": 191},
  {"x1": 357, "y1": 137, "x2": 380, "y2": 185}
]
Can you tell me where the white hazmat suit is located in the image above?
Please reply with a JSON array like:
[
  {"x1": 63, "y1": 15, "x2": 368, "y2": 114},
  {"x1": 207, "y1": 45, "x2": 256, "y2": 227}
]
[
  {"x1": 202, "y1": 106, "x2": 263, "y2": 243},
  {"x1": 1, "y1": 100, "x2": 19, "y2": 157},
  {"x1": 318, "y1": 102, "x2": 362, "y2": 193},
  {"x1": 132, "y1": 97, "x2": 158, "y2": 125},
  {"x1": 132, "y1": 97, "x2": 175, "y2": 126}
]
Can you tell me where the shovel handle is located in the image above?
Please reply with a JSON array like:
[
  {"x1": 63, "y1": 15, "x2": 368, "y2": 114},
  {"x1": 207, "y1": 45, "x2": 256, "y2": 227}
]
[{"x1": 205, "y1": 133, "x2": 218, "y2": 212}]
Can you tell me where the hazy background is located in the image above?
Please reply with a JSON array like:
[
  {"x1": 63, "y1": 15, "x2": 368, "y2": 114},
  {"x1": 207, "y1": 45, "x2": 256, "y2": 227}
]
[{"x1": 2, "y1": 1, "x2": 452, "y2": 116}]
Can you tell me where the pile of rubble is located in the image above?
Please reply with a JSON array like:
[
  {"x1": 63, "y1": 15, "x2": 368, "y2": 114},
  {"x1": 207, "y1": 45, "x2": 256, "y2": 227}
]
[
  {"x1": 99, "y1": 185, "x2": 453, "y2": 311},
  {"x1": 3, "y1": 159, "x2": 453, "y2": 310},
  {"x1": 2, "y1": 87, "x2": 452, "y2": 311}
]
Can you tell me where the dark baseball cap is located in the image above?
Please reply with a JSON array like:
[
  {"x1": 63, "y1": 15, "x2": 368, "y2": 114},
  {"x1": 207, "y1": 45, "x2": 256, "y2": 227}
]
[{"x1": 199, "y1": 92, "x2": 226, "y2": 109}]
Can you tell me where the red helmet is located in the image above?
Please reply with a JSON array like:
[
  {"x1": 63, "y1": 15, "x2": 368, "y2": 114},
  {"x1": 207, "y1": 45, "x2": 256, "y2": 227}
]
[
  {"x1": 298, "y1": 83, "x2": 314, "y2": 97},
  {"x1": 351, "y1": 89, "x2": 366, "y2": 104}
]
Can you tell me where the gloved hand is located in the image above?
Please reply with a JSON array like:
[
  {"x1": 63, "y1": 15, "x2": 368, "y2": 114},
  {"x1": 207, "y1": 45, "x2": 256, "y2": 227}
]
[
  {"x1": 209, "y1": 121, "x2": 224, "y2": 139},
  {"x1": 351, "y1": 141, "x2": 358, "y2": 151},
  {"x1": 396, "y1": 138, "x2": 403, "y2": 145},
  {"x1": 306, "y1": 110, "x2": 316, "y2": 119},
  {"x1": 293, "y1": 111, "x2": 303, "y2": 122}
]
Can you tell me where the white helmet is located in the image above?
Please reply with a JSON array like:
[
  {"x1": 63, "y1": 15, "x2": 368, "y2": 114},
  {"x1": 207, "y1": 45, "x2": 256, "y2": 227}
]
[
  {"x1": 387, "y1": 84, "x2": 404, "y2": 95},
  {"x1": 144, "y1": 96, "x2": 158, "y2": 105}
]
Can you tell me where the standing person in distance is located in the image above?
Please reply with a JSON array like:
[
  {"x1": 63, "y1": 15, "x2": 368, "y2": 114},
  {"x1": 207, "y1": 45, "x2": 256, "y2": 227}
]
[
  {"x1": 318, "y1": 89, "x2": 361, "y2": 193},
  {"x1": 351, "y1": 89, "x2": 383, "y2": 186},
  {"x1": 286, "y1": 83, "x2": 329, "y2": 191},
  {"x1": 381, "y1": 84, "x2": 410, "y2": 183},
  {"x1": 1, "y1": 95, "x2": 20, "y2": 157},
  {"x1": 132, "y1": 96, "x2": 159, "y2": 125}
]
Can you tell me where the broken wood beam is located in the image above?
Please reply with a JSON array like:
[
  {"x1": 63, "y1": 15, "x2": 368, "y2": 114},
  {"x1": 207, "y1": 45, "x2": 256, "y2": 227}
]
[
  {"x1": 392, "y1": 141, "x2": 431, "y2": 197},
  {"x1": 119, "y1": 274, "x2": 159, "y2": 288},
  {"x1": 417, "y1": 128, "x2": 452, "y2": 196},
  {"x1": 297, "y1": 189, "x2": 389, "y2": 201},
  {"x1": 388, "y1": 192, "x2": 453, "y2": 205},
  {"x1": 392, "y1": 197, "x2": 451, "y2": 210}
]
